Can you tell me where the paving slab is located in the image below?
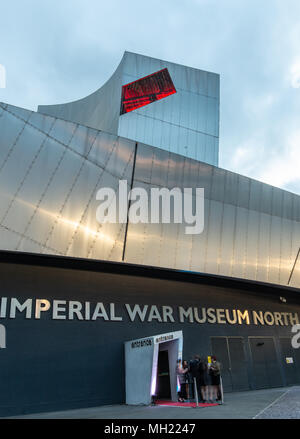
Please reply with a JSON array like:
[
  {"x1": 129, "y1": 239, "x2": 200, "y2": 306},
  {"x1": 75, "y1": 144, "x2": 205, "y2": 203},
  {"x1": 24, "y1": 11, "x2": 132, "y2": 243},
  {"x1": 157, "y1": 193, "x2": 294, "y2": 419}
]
[
  {"x1": 254, "y1": 386, "x2": 300, "y2": 419},
  {"x1": 4, "y1": 387, "x2": 297, "y2": 419}
]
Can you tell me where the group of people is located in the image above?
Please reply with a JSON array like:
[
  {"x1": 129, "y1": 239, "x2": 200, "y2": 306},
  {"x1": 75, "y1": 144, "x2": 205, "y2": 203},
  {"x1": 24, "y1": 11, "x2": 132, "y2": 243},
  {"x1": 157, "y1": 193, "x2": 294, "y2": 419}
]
[{"x1": 176, "y1": 355, "x2": 222, "y2": 404}]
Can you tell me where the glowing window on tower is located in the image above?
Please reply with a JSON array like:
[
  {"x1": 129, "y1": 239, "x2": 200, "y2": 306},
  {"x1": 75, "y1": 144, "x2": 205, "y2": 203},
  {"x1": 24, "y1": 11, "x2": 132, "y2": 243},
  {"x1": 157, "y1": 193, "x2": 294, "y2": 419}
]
[{"x1": 120, "y1": 68, "x2": 176, "y2": 115}]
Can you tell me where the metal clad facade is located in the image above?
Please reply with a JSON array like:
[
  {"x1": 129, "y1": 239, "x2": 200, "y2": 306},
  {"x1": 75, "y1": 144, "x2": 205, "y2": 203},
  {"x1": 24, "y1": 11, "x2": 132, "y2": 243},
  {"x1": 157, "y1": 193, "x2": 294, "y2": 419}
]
[
  {"x1": 1, "y1": 103, "x2": 300, "y2": 287},
  {"x1": 126, "y1": 143, "x2": 300, "y2": 288},
  {"x1": 38, "y1": 52, "x2": 220, "y2": 166},
  {"x1": 0, "y1": 103, "x2": 135, "y2": 261},
  {"x1": 118, "y1": 52, "x2": 219, "y2": 166}
]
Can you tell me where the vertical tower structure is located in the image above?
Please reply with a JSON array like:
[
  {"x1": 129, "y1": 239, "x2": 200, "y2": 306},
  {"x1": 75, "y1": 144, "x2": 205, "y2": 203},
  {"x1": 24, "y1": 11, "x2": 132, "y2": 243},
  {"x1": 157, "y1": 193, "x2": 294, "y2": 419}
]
[{"x1": 38, "y1": 51, "x2": 220, "y2": 166}]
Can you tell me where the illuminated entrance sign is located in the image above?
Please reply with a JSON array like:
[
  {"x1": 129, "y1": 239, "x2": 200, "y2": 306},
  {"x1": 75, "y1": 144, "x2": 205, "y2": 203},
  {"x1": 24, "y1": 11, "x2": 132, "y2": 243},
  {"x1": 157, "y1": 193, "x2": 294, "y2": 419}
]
[
  {"x1": 120, "y1": 68, "x2": 176, "y2": 115},
  {"x1": 125, "y1": 331, "x2": 183, "y2": 405}
]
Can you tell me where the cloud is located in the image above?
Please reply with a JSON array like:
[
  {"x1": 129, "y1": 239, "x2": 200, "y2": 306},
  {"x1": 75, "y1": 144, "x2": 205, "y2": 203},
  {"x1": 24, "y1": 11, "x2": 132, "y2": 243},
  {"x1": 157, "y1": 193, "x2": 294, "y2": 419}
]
[
  {"x1": 289, "y1": 58, "x2": 300, "y2": 88},
  {"x1": 1, "y1": 0, "x2": 300, "y2": 194},
  {"x1": 258, "y1": 130, "x2": 300, "y2": 189}
]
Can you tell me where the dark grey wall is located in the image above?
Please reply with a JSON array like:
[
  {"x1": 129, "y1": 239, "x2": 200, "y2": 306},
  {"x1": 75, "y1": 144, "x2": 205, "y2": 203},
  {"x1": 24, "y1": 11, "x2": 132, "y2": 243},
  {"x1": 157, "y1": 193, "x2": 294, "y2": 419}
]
[{"x1": 1, "y1": 259, "x2": 300, "y2": 416}]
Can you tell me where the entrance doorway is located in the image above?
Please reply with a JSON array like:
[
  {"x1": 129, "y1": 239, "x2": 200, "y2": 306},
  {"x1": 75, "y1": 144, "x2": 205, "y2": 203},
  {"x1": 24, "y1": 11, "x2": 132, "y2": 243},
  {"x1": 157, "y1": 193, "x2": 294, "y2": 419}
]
[
  {"x1": 211, "y1": 336, "x2": 249, "y2": 392},
  {"x1": 156, "y1": 350, "x2": 171, "y2": 399},
  {"x1": 125, "y1": 331, "x2": 183, "y2": 405}
]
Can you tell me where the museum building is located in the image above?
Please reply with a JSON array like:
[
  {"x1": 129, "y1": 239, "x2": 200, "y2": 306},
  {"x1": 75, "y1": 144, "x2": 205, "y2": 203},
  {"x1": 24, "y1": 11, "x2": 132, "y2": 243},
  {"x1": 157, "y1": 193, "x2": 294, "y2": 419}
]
[{"x1": 1, "y1": 52, "x2": 300, "y2": 416}]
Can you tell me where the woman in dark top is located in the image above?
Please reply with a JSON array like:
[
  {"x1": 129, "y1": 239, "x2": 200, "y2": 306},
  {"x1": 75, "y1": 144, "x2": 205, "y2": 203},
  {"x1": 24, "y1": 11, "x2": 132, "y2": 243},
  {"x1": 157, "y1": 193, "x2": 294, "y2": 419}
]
[
  {"x1": 199, "y1": 359, "x2": 210, "y2": 402},
  {"x1": 209, "y1": 356, "x2": 221, "y2": 402},
  {"x1": 182, "y1": 360, "x2": 191, "y2": 400},
  {"x1": 176, "y1": 359, "x2": 188, "y2": 402}
]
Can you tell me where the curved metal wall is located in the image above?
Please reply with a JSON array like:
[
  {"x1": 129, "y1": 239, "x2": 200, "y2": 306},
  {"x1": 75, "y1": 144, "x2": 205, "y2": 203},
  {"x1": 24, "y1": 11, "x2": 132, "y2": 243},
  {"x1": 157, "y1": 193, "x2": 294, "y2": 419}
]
[
  {"x1": 1, "y1": 102, "x2": 300, "y2": 288},
  {"x1": 38, "y1": 56, "x2": 123, "y2": 135},
  {"x1": 0, "y1": 102, "x2": 135, "y2": 261},
  {"x1": 38, "y1": 51, "x2": 220, "y2": 167}
]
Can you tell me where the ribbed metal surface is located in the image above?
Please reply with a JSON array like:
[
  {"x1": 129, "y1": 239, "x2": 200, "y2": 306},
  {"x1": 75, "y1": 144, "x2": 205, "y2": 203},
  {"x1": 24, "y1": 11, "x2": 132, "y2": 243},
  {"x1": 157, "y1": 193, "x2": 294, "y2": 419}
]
[{"x1": 1, "y1": 102, "x2": 300, "y2": 288}]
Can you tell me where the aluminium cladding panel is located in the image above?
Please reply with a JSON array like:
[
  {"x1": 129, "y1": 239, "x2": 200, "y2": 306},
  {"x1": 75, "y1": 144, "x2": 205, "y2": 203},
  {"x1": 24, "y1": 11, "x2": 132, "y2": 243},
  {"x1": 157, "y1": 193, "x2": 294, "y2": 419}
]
[
  {"x1": 37, "y1": 56, "x2": 124, "y2": 135},
  {"x1": 290, "y1": 256, "x2": 300, "y2": 288},
  {"x1": 118, "y1": 110, "x2": 218, "y2": 166},
  {"x1": 121, "y1": 52, "x2": 219, "y2": 99},
  {"x1": 2, "y1": 102, "x2": 300, "y2": 288},
  {"x1": 0, "y1": 103, "x2": 136, "y2": 261},
  {"x1": 124, "y1": 142, "x2": 300, "y2": 288},
  {"x1": 36, "y1": 50, "x2": 219, "y2": 166},
  {"x1": 118, "y1": 52, "x2": 219, "y2": 166}
]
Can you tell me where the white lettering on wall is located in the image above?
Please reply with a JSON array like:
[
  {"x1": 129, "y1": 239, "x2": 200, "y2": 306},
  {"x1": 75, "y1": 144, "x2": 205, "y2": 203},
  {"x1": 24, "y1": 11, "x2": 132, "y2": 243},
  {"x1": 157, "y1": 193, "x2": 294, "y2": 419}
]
[
  {"x1": 178, "y1": 307, "x2": 194, "y2": 323},
  {"x1": 147, "y1": 306, "x2": 162, "y2": 322},
  {"x1": 92, "y1": 303, "x2": 109, "y2": 321},
  {"x1": 69, "y1": 301, "x2": 84, "y2": 320},
  {"x1": 53, "y1": 300, "x2": 67, "y2": 320},
  {"x1": 0, "y1": 324, "x2": 6, "y2": 348},
  {"x1": 0, "y1": 297, "x2": 7, "y2": 318},
  {"x1": 10, "y1": 298, "x2": 32, "y2": 319},
  {"x1": 0, "y1": 297, "x2": 299, "y2": 327},
  {"x1": 35, "y1": 299, "x2": 51, "y2": 319},
  {"x1": 237, "y1": 310, "x2": 250, "y2": 325},
  {"x1": 162, "y1": 306, "x2": 175, "y2": 323},
  {"x1": 110, "y1": 303, "x2": 123, "y2": 321},
  {"x1": 125, "y1": 304, "x2": 148, "y2": 322}
]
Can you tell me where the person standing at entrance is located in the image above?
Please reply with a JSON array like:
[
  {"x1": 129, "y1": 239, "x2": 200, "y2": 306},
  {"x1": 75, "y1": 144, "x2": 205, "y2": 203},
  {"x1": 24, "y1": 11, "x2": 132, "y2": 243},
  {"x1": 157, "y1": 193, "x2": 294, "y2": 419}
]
[
  {"x1": 209, "y1": 356, "x2": 221, "y2": 402},
  {"x1": 183, "y1": 360, "x2": 191, "y2": 401},
  {"x1": 189, "y1": 355, "x2": 204, "y2": 403},
  {"x1": 199, "y1": 357, "x2": 210, "y2": 403},
  {"x1": 176, "y1": 359, "x2": 188, "y2": 402}
]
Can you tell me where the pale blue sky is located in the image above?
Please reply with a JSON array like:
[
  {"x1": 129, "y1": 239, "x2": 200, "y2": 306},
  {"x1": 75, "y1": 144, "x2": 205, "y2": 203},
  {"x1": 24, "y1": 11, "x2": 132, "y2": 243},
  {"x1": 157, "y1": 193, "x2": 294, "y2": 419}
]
[{"x1": 1, "y1": 0, "x2": 300, "y2": 193}]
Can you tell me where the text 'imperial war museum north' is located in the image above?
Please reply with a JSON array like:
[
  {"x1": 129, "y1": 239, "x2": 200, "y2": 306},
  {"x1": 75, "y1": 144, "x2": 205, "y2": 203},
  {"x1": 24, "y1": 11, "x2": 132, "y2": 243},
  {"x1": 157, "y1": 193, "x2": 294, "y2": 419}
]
[{"x1": 1, "y1": 51, "x2": 300, "y2": 416}]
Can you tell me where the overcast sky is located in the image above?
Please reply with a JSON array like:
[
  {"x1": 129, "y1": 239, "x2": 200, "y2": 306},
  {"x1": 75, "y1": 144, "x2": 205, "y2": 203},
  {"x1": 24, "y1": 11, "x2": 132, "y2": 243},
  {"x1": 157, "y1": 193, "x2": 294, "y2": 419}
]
[{"x1": 1, "y1": 0, "x2": 300, "y2": 194}]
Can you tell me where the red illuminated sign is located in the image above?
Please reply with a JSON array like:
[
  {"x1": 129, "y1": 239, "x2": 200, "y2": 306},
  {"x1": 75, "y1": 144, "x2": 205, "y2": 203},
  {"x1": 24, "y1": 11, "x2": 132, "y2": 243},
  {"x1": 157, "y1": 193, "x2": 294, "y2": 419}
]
[{"x1": 120, "y1": 68, "x2": 176, "y2": 115}]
